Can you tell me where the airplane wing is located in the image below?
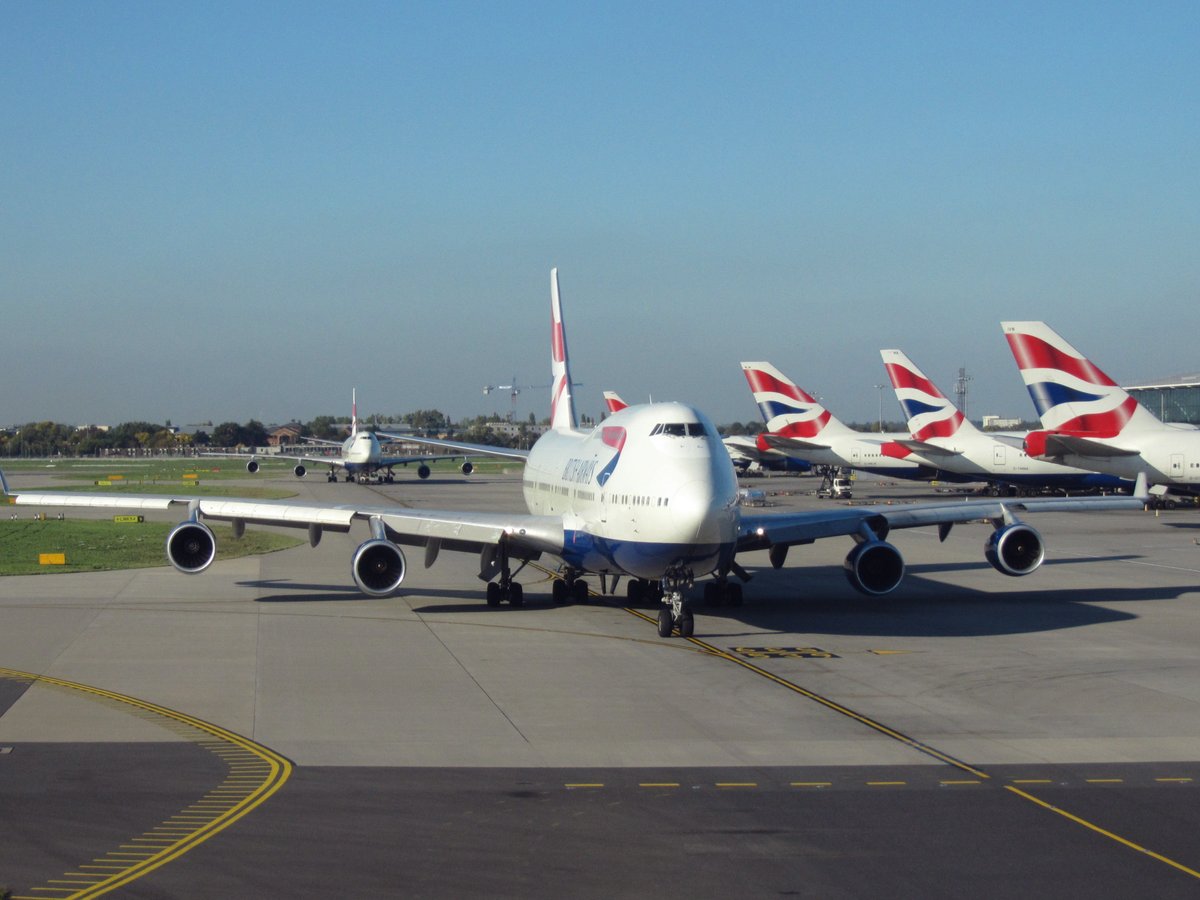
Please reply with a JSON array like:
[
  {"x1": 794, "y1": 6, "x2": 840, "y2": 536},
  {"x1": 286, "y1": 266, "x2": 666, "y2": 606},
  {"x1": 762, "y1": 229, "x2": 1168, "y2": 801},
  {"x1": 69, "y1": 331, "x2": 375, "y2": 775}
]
[
  {"x1": 737, "y1": 477, "x2": 1147, "y2": 552},
  {"x1": 376, "y1": 432, "x2": 530, "y2": 462},
  {"x1": 1, "y1": 479, "x2": 563, "y2": 560}
]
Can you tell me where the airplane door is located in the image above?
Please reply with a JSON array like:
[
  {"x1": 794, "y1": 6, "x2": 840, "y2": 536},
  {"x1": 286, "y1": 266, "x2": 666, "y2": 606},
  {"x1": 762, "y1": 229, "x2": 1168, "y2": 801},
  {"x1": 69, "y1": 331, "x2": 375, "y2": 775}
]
[
  {"x1": 993, "y1": 445, "x2": 1006, "y2": 467},
  {"x1": 1170, "y1": 454, "x2": 1184, "y2": 478}
]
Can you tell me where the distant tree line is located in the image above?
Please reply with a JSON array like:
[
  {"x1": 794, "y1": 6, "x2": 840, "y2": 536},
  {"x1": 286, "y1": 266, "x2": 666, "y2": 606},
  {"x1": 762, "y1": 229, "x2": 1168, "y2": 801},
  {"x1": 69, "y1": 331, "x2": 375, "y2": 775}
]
[{"x1": 3, "y1": 412, "x2": 937, "y2": 458}]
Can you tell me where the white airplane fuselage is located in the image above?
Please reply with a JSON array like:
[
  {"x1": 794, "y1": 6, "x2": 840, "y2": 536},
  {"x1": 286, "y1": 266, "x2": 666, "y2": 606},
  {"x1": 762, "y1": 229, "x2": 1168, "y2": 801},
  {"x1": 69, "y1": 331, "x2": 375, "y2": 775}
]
[
  {"x1": 522, "y1": 402, "x2": 740, "y2": 580},
  {"x1": 341, "y1": 431, "x2": 382, "y2": 468},
  {"x1": 915, "y1": 433, "x2": 1130, "y2": 490},
  {"x1": 1043, "y1": 428, "x2": 1200, "y2": 486}
]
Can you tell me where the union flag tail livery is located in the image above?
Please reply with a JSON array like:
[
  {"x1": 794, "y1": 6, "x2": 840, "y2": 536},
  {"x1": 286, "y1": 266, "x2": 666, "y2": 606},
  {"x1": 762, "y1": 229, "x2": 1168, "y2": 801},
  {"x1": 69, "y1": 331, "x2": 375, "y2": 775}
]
[
  {"x1": 740, "y1": 361, "x2": 969, "y2": 481},
  {"x1": 741, "y1": 362, "x2": 837, "y2": 441},
  {"x1": 549, "y1": 268, "x2": 577, "y2": 431},
  {"x1": 1001, "y1": 322, "x2": 1159, "y2": 436},
  {"x1": 1002, "y1": 322, "x2": 1199, "y2": 488},
  {"x1": 880, "y1": 350, "x2": 967, "y2": 441},
  {"x1": 880, "y1": 348, "x2": 1130, "y2": 493}
]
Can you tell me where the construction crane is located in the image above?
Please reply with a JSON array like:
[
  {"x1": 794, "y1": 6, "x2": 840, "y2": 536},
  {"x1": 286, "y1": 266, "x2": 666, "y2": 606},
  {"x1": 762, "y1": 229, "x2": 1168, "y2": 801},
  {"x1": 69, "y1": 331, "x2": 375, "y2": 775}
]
[{"x1": 484, "y1": 376, "x2": 585, "y2": 421}]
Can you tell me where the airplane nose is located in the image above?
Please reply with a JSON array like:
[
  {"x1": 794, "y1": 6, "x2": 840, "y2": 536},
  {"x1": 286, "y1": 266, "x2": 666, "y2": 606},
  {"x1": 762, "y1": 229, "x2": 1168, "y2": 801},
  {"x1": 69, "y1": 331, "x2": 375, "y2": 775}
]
[{"x1": 670, "y1": 480, "x2": 716, "y2": 541}]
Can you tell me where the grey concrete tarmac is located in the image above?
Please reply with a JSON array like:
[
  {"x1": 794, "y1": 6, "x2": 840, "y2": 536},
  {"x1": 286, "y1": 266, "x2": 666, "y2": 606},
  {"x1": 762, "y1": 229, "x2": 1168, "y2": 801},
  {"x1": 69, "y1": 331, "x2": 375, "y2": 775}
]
[{"x1": 3, "y1": 467, "x2": 1200, "y2": 897}]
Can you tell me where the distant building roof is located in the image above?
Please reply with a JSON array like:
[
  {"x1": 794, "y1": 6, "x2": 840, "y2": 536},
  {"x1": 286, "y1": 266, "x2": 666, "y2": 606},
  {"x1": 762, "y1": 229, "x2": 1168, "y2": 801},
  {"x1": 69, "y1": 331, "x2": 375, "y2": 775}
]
[{"x1": 1125, "y1": 375, "x2": 1200, "y2": 389}]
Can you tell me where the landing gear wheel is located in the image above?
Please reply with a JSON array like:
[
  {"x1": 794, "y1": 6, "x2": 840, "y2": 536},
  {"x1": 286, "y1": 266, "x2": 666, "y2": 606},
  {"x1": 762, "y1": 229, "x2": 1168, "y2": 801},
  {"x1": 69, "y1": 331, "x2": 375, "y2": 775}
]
[
  {"x1": 508, "y1": 582, "x2": 524, "y2": 606},
  {"x1": 552, "y1": 579, "x2": 568, "y2": 604},
  {"x1": 570, "y1": 579, "x2": 589, "y2": 603},
  {"x1": 627, "y1": 580, "x2": 644, "y2": 604},
  {"x1": 703, "y1": 582, "x2": 718, "y2": 606},
  {"x1": 657, "y1": 606, "x2": 673, "y2": 638},
  {"x1": 679, "y1": 611, "x2": 695, "y2": 638},
  {"x1": 727, "y1": 583, "x2": 743, "y2": 607},
  {"x1": 486, "y1": 582, "x2": 501, "y2": 607}
]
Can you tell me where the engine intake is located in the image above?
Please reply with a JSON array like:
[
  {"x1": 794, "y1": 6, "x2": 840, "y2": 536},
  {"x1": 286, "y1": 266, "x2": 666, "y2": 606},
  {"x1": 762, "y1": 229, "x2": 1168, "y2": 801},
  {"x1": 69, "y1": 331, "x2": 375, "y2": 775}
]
[
  {"x1": 352, "y1": 539, "x2": 407, "y2": 596},
  {"x1": 843, "y1": 541, "x2": 905, "y2": 595},
  {"x1": 461, "y1": 461, "x2": 474, "y2": 476},
  {"x1": 246, "y1": 459, "x2": 259, "y2": 474},
  {"x1": 417, "y1": 464, "x2": 431, "y2": 479},
  {"x1": 166, "y1": 521, "x2": 217, "y2": 574},
  {"x1": 985, "y1": 523, "x2": 1044, "y2": 576},
  {"x1": 293, "y1": 464, "x2": 307, "y2": 478}
]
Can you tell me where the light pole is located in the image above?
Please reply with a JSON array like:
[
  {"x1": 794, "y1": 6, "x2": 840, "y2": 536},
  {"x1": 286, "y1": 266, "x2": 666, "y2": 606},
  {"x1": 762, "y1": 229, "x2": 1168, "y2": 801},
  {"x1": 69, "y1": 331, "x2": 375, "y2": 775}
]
[{"x1": 874, "y1": 384, "x2": 885, "y2": 432}]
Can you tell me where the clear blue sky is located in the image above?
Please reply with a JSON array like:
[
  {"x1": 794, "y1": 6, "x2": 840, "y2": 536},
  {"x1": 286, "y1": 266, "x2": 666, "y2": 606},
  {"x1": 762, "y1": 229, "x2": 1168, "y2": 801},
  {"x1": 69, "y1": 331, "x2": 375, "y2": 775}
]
[{"x1": 4, "y1": 2, "x2": 1198, "y2": 428}]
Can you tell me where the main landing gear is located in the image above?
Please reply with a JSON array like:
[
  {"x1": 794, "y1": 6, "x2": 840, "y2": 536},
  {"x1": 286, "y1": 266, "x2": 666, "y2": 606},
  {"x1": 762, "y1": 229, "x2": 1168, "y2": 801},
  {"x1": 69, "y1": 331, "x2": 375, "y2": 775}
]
[
  {"x1": 551, "y1": 570, "x2": 590, "y2": 605},
  {"x1": 483, "y1": 544, "x2": 526, "y2": 607}
]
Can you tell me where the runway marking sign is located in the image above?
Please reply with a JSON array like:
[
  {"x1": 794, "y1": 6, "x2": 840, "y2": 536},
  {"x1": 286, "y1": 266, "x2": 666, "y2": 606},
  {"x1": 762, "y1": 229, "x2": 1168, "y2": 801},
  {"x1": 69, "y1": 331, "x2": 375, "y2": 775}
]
[{"x1": 733, "y1": 647, "x2": 839, "y2": 659}]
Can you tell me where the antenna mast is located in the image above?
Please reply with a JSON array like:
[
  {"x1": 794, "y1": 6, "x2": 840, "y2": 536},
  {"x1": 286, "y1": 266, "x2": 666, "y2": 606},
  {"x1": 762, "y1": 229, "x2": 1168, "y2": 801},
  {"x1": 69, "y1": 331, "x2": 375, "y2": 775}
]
[{"x1": 954, "y1": 366, "x2": 973, "y2": 421}]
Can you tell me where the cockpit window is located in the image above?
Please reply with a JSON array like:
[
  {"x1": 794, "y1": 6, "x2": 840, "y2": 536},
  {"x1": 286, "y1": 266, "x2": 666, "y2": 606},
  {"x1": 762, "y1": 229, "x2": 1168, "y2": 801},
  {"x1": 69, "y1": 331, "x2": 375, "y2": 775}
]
[{"x1": 651, "y1": 423, "x2": 707, "y2": 437}]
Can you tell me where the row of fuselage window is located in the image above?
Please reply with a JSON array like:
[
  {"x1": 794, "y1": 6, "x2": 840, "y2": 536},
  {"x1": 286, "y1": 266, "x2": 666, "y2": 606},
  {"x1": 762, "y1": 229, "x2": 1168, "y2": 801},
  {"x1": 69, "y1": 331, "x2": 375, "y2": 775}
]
[{"x1": 529, "y1": 480, "x2": 669, "y2": 509}]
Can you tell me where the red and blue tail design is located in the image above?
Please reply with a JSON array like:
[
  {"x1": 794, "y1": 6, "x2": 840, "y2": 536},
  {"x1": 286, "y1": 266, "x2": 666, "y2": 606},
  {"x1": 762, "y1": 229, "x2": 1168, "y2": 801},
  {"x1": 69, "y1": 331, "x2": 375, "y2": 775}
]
[
  {"x1": 741, "y1": 362, "x2": 832, "y2": 438},
  {"x1": 549, "y1": 268, "x2": 577, "y2": 431},
  {"x1": 880, "y1": 350, "x2": 965, "y2": 440},
  {"x1": 1001, "y1": 322, "x2": 1153, "y2": 436}
]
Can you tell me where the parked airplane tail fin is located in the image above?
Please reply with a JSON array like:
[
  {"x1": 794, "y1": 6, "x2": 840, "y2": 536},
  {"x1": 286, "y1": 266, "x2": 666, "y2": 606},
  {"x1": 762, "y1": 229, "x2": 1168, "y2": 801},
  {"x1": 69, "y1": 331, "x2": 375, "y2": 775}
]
[
  {"x1": 880, "y1": 349, "x2": 969, "y2": 440},
  {"x1": 603, "y1": 391, "x2": 628, "y2": 414},
  {"x1": 740, "y1": 362, "x2": 839, "y2": 438},
  {"x1": 549, "y1": 268, "x2": 577, "y2": 431},
  {"x1": 1001, "y1": 322, "x2": 1160, "y2": 435}
]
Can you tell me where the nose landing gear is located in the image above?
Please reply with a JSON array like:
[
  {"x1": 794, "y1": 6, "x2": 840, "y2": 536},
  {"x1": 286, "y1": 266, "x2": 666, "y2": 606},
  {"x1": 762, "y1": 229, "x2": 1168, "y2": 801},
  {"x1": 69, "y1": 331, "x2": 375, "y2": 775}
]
[{"x1": 656, "y1": 567, "x2": 695, "y2": 638}]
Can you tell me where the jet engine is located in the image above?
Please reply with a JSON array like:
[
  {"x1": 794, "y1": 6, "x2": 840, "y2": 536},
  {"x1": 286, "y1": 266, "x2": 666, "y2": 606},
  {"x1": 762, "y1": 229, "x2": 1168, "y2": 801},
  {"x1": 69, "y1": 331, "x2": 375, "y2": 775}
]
[
  {"x1": 985, "y1": 523, "x2": 1044, "y2": 576},
  {"x1": 352, "y1": 539, "x2": 407, "y2": 596},
  {"x1": 417, "y1": 464, "x2": 431, "y2": 479},
  {"x1": 246, "y1": 459, "x2": 259, "y2": 474},
  {"x1": 293, "y1": 464, "x2": 307, "y2": 478},
  {"x1": 166, "y1": 521, "x2": 217, "y2": 574},
  {"x1": 843, "y1": 540, "x2": 905, "y2": 595},
  {"x1": 461, "y1": 461, "x2": 474, "y2": 476}
]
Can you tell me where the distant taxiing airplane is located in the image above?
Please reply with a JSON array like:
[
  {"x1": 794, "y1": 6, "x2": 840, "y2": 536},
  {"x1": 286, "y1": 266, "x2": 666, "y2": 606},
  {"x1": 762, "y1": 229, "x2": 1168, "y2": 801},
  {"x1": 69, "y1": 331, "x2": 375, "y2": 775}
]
[
  {"x1": 740, "y1": 361, "x2": 969, "y2": 483},
  {"x1": 217, "y1": 390, "x2": 473, "y2": 483},
  {"x1": 1003, "y1": 321, "x2": 1200, "y2": 491},
  {"x1": 879, "y1": 349, "x2": 1129, "y2": 494},
  {"x1": 0, "y1": 272, "x2": 1147, "y2": 639}
]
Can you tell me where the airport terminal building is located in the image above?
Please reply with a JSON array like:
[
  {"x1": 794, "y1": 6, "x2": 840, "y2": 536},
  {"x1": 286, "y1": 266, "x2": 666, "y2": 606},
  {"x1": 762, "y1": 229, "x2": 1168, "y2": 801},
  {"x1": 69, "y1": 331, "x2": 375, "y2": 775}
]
[{"x1": 1127, "y1": 375, "x2": 1200, "y2": 425}]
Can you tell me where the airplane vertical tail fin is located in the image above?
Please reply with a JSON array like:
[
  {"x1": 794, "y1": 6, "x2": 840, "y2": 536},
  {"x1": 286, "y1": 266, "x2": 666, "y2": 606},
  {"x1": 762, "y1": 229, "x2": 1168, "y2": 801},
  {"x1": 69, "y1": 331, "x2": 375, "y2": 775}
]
[
  {"x1": 549, "y1": 268, "x2": 577, "y2": 431},
  {"x1": 880, "y1": 350, "x2": 970, "y2": 439},
  {"x1": 740, "y1": 362, "x2": 845, "y2": 438},
  {"x1": 603, "y1": 391, "x2": 628, "y2": 414},
  {"x1": 1001, "y1": 322, "x2": 1160, "y2": 435}
]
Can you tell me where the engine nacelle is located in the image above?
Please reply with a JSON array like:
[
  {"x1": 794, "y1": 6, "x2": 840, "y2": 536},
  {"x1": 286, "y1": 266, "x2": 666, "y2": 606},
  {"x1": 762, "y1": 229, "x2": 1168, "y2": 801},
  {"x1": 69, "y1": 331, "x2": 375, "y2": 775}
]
[
  {"x1": 417, "y1": 464, "x2": 431, "y2": 480},
  {"x1": 352, "y1": 539, "x2": 407, "y2": 597},
  {"x1": 246, "y1": 459, "x2": 259, "y2": 474},
  {"x1": 293, "y1": 464, "x2": 307, "y2": 478},
  {"x1": 985, "y1": 523, "x2": 1044, "y2": 576},
  {"x1": 461, "y1": 461, "x2": 474, "y2": 476},
  {"x1": 843, "y1": 540, "x2": 905, "y2": 596},
  {"x1": 166, "y1": 521, "x2": 217, "y2": 574}
]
